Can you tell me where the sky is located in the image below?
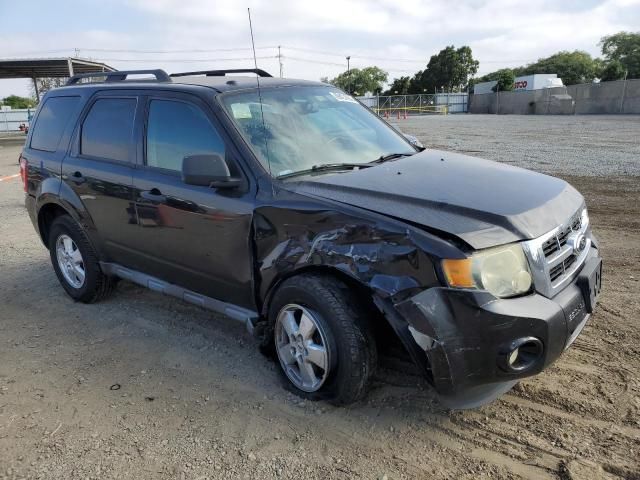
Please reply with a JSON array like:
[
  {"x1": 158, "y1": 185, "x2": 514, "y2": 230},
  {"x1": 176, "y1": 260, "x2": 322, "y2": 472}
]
[{"x1": 1, "y1": 0, "x2": 639, "y2": 98}]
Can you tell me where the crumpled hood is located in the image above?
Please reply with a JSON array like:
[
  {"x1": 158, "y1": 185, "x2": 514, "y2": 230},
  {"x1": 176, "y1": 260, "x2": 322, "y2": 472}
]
[{"x1": 291, "y1": 149, "x2": 584, "y2": 249}]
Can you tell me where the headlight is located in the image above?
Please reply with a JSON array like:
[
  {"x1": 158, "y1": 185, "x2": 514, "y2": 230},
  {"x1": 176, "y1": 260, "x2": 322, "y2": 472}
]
[{"x1": 442, "y1": 244, "x2": 533, "y2": 298}]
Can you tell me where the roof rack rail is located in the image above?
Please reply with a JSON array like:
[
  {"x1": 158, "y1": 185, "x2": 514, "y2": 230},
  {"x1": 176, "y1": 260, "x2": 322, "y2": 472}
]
[
  {"x1": 66, "y1": 69, "x2": 171, "y2": 85},
  {"x1": 170, "y1": 68, "x2": 272, "y2": 78}
]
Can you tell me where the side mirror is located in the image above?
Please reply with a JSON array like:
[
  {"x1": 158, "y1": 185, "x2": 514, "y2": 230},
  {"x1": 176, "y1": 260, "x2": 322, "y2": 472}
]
[
  {"x1": 403, "y1": 134, "x2": 425, "y2": 150},
  {"x1": 182, "y1": 154, "x2": 242, "y2": 188}
]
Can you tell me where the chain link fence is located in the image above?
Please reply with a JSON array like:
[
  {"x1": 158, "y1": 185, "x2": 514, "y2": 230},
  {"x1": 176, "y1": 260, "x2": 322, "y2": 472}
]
[{"x1": 357, "y1": 93, "x2": 468, "y2": 117}]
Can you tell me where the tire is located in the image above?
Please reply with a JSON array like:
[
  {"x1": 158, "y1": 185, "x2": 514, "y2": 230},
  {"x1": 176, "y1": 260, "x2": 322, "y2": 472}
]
[
  {"x1": 48, "y1": 215, "x2": 117, "y2": 303},
  {"x1": 268, "y1": 274, "x2": 377, "y2": 405}
]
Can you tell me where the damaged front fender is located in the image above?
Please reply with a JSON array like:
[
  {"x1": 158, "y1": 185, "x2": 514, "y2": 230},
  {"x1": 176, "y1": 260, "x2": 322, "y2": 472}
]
[{"x1": 253, "y1": 197, "x2": 463, "y2": 312}]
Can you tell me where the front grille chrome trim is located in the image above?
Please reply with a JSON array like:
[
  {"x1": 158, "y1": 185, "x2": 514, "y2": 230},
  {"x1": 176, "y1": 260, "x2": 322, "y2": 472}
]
[{"x1": 522, "y1": 207, "x2": 590, "y2": 298}]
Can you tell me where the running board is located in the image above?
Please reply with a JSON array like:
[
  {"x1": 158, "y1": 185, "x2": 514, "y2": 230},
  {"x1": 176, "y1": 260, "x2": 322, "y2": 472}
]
[{"x1": 100, "y1": 262, "x2": 259, "y2": 334}]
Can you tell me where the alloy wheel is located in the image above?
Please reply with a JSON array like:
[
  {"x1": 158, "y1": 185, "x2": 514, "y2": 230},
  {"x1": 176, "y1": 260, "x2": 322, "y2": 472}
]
[
  {"x1": 274, "y1": 304, "x2": 331, "y2": 392},
  {"x1": 55, "y1": 234, "x2": 86, "y2": 288}
]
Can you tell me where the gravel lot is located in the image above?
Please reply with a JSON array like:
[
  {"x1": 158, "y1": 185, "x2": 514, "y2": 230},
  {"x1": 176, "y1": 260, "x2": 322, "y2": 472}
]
[
  {"x1": 394, "y1": 114, "x2": 640, "y2": 176},
  {"x1": 1, "y1": 115, "x2": 639, "y2": 480}
]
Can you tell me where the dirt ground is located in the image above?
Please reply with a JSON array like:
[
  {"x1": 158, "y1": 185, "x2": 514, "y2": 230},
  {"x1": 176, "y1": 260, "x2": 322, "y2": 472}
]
[{"x1": 1, "y1": 115, "x2": 639, "y2": 480}]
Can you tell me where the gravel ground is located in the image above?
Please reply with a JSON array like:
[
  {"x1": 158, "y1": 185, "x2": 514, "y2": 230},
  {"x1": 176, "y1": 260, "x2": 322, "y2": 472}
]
[
  {"x1": 393, "y1": 114, "x2": 640, "y2": 177},
  {"x1": 1, "y1": 115, "x2": 639, "y2": 480}
]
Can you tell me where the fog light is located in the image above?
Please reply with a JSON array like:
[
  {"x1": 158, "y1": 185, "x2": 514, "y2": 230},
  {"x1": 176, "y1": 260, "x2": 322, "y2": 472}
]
[{"x1": 499, "y1": 337, "x2": 543, "y2": 372}]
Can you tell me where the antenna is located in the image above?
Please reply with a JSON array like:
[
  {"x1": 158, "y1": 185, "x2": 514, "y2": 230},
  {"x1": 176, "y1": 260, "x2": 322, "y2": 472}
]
[{"x1": 247, "y1": 8, "x2": 272, "y2": 176}]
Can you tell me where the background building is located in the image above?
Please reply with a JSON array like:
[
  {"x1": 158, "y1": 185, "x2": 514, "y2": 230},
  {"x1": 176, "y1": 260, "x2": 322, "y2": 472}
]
[{"x1": 474, "y1": 74, "x2": 564, "y2": 94}]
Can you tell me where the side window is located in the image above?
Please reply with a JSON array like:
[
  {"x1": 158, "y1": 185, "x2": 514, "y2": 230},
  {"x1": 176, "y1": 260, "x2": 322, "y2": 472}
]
[
  {"x1": 146, "y1": 99, "x2": 225, "y2": 172},
  {"x1": 30, "y1": 96, "x2": 81, "y2": 152},
  {"x1": 81, "y1": 98, "x2": 137, "y2": 162}
]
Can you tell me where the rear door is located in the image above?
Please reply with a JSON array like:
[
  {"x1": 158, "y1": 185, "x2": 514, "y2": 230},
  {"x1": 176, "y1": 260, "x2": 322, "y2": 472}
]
[
  {"x1": 61, "y1": 91, "x2": 141, "y2": 265},
  {"x1": 127, "y1": 92, "x2": 255, "y2": 308}
]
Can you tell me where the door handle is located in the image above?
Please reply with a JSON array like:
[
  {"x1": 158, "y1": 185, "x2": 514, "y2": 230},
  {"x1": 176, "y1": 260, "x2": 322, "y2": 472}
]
[
  {"x1": 140, "y1": 189, "x2": 167, "y2": 203},
  {"x1": 70, "y1": 171, "x2": 86, "y2": 184}
]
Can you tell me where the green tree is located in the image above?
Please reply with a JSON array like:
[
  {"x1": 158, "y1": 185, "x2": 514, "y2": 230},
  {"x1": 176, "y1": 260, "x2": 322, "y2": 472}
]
[
  {"x1": 409, "y1": 45, "x2": 479, "y2": 93},
  {"x1": 491, "y1": 69, "x2": 516, "y2": 92},
  {"x1": 384, "y1": 76, "x2": 411, "y2": 95},
  {"x1": 328, "y1": 66, "x2": 388, "y2": 95},
  {"x1": 520, "y1": 50, "x2": 598, "y2": 85},
  {"x1": 599, "y1": 59, "x2": 626, "y2": 81},
  {"x1": 1, "y1": 95, "x2": 35, "y2": 109},
  {"x1": 600, "y1": 31, "x2": 640, "y2": 79}
]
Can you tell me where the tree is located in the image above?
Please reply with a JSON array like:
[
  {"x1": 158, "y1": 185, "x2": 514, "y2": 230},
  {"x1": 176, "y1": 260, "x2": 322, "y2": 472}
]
[
  {"x1": 409, "y1": 46, "x2": 479, "y2": 93},
  {"x1": 600, "y1": 31, "x2": 640, "y2": 79},
  {"x1": 0, "y1": 95, "x2": 35, "y2": 109},
  {"x1": 520, "y1": 51, "x2": 598, "y2": 85},
  {"x1": 384, "y1": 76, "x2": 411, "y2": 95},
  {"x1": 328, "y1": 67, "x2": 388, "y2": 95},
  {"x1": 599, "y1": 59, "x2": 626, "y2": 81},
  {"x1": 491, "y1": 69, "x2": 516, "y2": 92}
]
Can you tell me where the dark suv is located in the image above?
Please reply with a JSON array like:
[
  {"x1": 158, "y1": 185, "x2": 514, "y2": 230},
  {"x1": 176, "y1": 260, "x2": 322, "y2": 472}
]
[{"x1": 21, "y1": 69, "x2": 602, "y2": 408}]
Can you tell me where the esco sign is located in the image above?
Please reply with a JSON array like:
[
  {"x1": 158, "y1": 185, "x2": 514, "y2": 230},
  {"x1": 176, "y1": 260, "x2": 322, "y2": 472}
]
[{"x1": 513, "y1": 80, "x2": 528, "y2": 90}]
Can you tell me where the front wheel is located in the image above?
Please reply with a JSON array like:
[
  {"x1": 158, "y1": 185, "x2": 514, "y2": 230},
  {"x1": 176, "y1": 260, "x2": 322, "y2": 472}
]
[{"x1": 269, "y1": 274, "x2": 377, "y2": 405}]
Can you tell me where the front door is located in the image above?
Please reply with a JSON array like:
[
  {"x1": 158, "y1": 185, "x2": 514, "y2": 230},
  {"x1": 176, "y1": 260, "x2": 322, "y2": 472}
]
[{"x1": 128, "y1": 93, "x2": 255, "y2": 309}]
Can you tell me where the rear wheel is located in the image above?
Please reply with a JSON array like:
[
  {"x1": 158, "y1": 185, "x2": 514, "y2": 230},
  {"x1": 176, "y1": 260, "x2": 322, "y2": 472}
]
[
  {"x1": 48, "y1": 215, "x2": 117, "y2": 303},
  {"x1": 269, "y1": 274, "x2": 377, "y2": 405}
]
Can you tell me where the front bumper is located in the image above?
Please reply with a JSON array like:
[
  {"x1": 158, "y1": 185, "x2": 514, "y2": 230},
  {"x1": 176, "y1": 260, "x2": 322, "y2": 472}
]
[{"x1": 395, "y1": 245, "x2": 601, "y2": 408}]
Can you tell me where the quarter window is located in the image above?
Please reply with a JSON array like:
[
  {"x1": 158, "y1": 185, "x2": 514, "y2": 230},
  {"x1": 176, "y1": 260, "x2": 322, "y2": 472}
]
[
  {"x1": 30, "y1": 96, "x2": 81, "y2": 152},
  {"x1": 146, "y1": 99, "x2": 225, "y2": 172},
  {"x1": 81, "y1": 98, "x2": 137, "y2": 162}
]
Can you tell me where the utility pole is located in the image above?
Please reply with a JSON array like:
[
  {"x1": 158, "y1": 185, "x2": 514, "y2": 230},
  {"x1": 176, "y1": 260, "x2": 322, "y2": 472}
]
[
  {"x1": 278, "y1": 45, "x2": 283, "y2": 78},
  {"x1": 620, "y1": 70, "x2": 628, "y2": 113},
  {"x1": 346, "y1": 56, "x2": 351, "y2": 94}
]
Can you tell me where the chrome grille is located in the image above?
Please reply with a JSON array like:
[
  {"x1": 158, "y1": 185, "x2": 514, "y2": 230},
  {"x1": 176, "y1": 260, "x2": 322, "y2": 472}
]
[
  {"x1": 549, "y1": 254, "x2": 577, "y2": 282},
  {"x1": 522, "y1": 207, "x2": 590, "y2": 298},
  {"x1": 542, "y1": 214, "x2": 582, "y2": 259}
]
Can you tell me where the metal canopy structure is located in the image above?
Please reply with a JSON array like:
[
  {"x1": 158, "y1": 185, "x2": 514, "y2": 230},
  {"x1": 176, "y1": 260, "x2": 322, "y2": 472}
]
[{"x1": 0, "y1": 57, "x2": 116, "y2": 100}]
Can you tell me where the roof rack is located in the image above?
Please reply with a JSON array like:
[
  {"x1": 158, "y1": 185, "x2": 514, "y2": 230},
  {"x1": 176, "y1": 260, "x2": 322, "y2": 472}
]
[
  {"x1": 66, "y1": 69, "x2": 171, "y2": 85},
  {"x1": 170, "y1": 68, "x2": 272, "y2": 78}
]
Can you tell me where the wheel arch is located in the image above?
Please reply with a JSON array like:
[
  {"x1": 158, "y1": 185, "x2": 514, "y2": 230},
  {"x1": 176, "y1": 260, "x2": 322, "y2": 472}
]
[
  {"x1": 260, "y1": 264, "x2": 377, "y2": 318},
  {"x1": 37, "y1": 201, "x2": 75, "y2": 248},
  {"x1": 36, "y1": 198, "x2": 103, "y2": 262}
]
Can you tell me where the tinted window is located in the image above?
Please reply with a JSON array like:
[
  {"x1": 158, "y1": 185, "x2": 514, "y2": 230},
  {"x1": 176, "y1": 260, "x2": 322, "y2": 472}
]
[
  {"x1": 30, "y1": 96, "x2": 81, "y2": 152},
  {"x1": 146, "y1": 100, "x2": 224, "y2": 171},
  {"x1": 81, "y1": 98, "x2": 137, "y2": 162}
]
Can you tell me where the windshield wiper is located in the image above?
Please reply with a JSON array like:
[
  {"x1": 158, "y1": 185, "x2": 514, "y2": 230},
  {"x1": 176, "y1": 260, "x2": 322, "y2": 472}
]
[
  {"x1": 278, "y1": 163, "x2": 373, "y2": 179},
  {"x1": 370, "y1": 152, "x2": 415, "y2": 164}
]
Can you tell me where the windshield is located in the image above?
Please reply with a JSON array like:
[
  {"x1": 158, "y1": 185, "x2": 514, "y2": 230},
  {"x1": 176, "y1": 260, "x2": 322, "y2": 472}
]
[{"x1": 220, "y1": 86, "x2": 415, "y2": 177}]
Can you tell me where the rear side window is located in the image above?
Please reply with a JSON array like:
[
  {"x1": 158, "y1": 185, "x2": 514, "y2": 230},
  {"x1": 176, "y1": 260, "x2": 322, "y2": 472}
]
[
  {"x1": 81, "y1": 98, "x2": 137, "y2": 162},
  {"x1": 30, "y1": 96, "x2": 81, "y2": 152},
  {"x1": 146, "y1": 99, "x2": 225, "y2": 171}
]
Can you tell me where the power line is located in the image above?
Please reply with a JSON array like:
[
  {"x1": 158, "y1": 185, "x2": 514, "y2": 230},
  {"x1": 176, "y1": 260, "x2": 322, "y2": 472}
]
[
  {"x1": 5, "y1": 44, "x2": 537, "y2": 68},
  {"x1": 5, "y1": 46, "x2": 278, "y2": 56},
  {"x1": 95, "y1": 56, "x2": 279, "y2": 63},
  {"x1": 291, "y1": 46, "x2": 536, "y2": 65},
  {"x1": 282, "y1": 45, "x2": 426, "y2": 63},
  {"x1": 285, "y1": 56, "x2": 417, "y2": 73},
  {"x1": 79, "y1": 46, "x2": 278, "y2": 54}
]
